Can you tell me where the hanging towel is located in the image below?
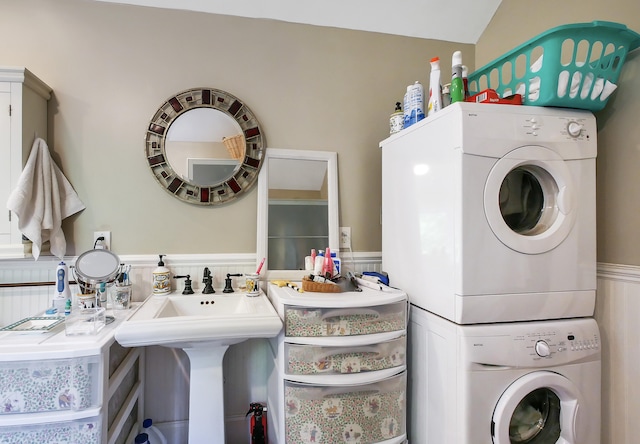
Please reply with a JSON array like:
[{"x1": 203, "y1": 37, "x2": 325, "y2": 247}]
[{"x1": 6, "y1": 138, "x2": 85, "y2": 259}]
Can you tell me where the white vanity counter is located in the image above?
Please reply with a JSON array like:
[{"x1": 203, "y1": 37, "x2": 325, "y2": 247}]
[
  {"x1": 0, "y1": 305, "x2": 140, "y2": 359},
  {"x1": 0, "y1": 304, "x2": 144, "y2": 444}
]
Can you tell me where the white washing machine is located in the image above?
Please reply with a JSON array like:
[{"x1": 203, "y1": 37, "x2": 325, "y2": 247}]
[
  {"x1": 381, "y1": 102, "x2": 597, "y2": 324},
  {"x1": 408, "y1": 305, "x2": 601, "y2": 444}
]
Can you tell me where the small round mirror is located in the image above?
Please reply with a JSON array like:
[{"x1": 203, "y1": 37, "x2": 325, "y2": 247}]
[{"x1": 145, "y1": 88, "x2": 266, "y2": 205}]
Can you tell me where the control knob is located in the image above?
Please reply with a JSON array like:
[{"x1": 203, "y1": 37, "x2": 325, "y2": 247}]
[
  {"x1": 535, "y1": 340, "x2": 551, "y2": 357},
  {"x1": 567, "y1": 121, "x2": 583, "y2": 137}
]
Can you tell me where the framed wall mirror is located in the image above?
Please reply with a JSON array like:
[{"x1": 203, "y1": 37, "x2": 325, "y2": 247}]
[
  {"x1": 257, "y1": 149, "x2": 339, "y2": 280},
  {"x1": 145, "y1": 88, "x2": 265, "y2": 205}
]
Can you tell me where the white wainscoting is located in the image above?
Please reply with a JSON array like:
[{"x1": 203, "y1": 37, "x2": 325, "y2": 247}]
[
  {"x1": 0, "y1": 251, "x2": 382, "y2": 443},
  {"x1": 595, "y1": 263, "x2": 640, "y2": 444}
]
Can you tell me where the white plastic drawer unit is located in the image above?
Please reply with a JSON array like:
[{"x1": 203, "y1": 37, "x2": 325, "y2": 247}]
[
  {"x1": 284, "y1": 371, "x2": 406, "y2": 444},
  {"x1": 285, "y1": 335, "x2": 406, "y2": 375},
  {"x1": 0, "y1": 355, "x2": 101, "y2": 414},
  {"x1": 0, "y1": 415, "x2": 101, "y2": 443},
  {"x1": 284, "y1": 301, "x2": 407, "y2": 337}
]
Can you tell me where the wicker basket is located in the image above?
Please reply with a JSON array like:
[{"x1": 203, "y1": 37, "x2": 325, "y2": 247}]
[
  {"x1": 302, "y1": 276, "x2": 342, "y2": 293},
  {"x1": 468, "y1": 21, "x2": 640, "y2": 111},
  {"x1": 222, "y1": 134, "x2": 245, "y2": 160}
]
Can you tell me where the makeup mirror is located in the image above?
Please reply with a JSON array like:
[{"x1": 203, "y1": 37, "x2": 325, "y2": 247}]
[
  {"x1": 145, "y1": 88, "x2": 265, "y2": 205},
  {"x1": 257, "y1": 149, "x2": 339, "y2": 280}
]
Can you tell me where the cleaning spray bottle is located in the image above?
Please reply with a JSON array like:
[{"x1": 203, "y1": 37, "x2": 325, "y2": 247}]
[
  {"x1": 450, "y1": 51, "x2": 465, "y2": 104},
  {"x1": 152, "y1": 254, "x2": 171, "y2": 295},
  {"x1": 427, "y1": 57, "x2": 443, "y2": 116},
  {"x1": 53, "y1": 261, "x2": 72, "y2": 314}
]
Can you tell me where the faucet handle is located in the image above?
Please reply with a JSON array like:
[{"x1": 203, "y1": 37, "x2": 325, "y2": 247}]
[
  {"x1": 223, "y1": 273, "x2": 243, "y2": 293},
  {"x1": 174, "y1": 275, "x2": 194, "y2": 295}
]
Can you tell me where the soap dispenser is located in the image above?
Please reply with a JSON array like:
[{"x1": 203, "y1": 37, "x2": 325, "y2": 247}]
[{"x1": 152, "y1": 254, "x2": 171, "y2": 295}]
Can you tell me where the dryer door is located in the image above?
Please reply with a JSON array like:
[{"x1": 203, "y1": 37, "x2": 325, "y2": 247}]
[
  {"x1": 484, "y1": 145, "x2": 576, "y2": 254},
  {"x1": 491, "y1": 371, "x2": 583, "y2": 444}
]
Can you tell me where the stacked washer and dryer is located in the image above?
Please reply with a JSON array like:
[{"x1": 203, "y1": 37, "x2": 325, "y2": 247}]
[{"x1": 380, "y1": 102, "x2": 601, "y2": 444}]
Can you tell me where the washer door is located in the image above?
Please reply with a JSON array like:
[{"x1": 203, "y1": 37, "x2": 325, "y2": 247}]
[
  {"x1": 492, "y1": 371, "x2": 582, "y2": 444},
  {"x1": 484, "y1": 146, "x2": 576, "y2": 254}
]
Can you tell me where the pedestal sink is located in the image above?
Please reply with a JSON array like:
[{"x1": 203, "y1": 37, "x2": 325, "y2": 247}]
[{"x1": 114, "y1": 292, "x2": 282, "y2": 444}]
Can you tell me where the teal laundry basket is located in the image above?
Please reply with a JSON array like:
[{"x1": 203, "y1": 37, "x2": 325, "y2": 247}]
[{"x1": 468, "y1": 21, "x2": 640, "y2": 111}]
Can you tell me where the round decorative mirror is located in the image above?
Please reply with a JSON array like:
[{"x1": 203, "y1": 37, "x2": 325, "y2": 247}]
[{"x1": 145, "y1": 88, "x2": 266, "y2": 205}]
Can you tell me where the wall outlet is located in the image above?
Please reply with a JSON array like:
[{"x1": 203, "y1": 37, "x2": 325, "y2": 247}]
[
  {"x1": 339, "y1": 227, "x2": 351, "y2": 249},
  {"x1": 93, "y1": 231, "x2": 111, "y2": 250}
]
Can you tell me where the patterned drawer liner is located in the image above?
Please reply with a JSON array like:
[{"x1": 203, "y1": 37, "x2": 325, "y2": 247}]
[
  {"x1": 285, "y1": 302, "x2": 406, "y2": 337},
  {"x1": 285, "y1": 372, "x2": 406, "y2": 444},
  {"x1": 0, "y1": 416, "x2": 101, "y2": 443},
  {"x1": 286, "y1": 336, "x2": 406, "y2": 375},
  {"x1": 0, "y1": 356, "x2": 100, "y2": 414}
]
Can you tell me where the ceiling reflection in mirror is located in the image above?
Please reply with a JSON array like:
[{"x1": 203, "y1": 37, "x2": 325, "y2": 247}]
[{"x1": 145, "y1": 88, "x2": 265, "y2": 205}]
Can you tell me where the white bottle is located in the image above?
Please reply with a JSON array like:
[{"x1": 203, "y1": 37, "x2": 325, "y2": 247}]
[
  {"x1": 152, "y1": 254, "x2": 171, "y2": 295},
  {"x1": 142, "y1": 418, "x2": 167, "y2": 444},
  {"x1": 427, "y1": 57, "x2": 443, "y2": 116},
  {"x1": 404, "y1": 81, "x2": 425, "y2": 128},
  {"x1": 53, "y1": 261, "x2": 71, "y2": 313}
]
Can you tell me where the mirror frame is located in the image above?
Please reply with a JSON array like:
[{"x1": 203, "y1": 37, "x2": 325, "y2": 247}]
[
  {"x1": 145, "y1": 87, "x2": 266, "y2": 205},
  {"x1": 257, "y1": 148, "x2": 339, "y2": 280}
]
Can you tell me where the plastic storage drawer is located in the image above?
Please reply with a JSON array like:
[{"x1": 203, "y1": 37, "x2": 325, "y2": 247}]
[
  {"x1": 0, "y1": 415, "x2": 102, "y2": 443},
  {"x1": 0, "y1": 355, "x2": 101, "y2": 414},
  {"x1": 284, "y1": 302, "x2": 407, "y2": 337},
  {"x1": 285, "y1": 335, "x2": 406, "y2": 375},
  {"x1": 284, "y1": 371, "x2": 406, "y2": 444}
]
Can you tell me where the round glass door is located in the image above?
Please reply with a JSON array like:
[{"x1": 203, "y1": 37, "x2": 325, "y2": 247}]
[
  {"x1": 492, "y1": 371, "x2": 581, "y2": 444},
  {"x1": 484, "y1": 146, "x2": 576, "y2": 254},
  {"x1": 508, "y1": 388, "x2": 561, "y2": 443}
]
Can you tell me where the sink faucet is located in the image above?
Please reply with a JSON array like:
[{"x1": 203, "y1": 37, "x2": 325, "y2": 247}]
[{"x1": 203, "y1": 267, "x2": 215, "y2": 294}]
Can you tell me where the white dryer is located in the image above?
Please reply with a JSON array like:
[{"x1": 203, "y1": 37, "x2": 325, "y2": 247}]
[
  {"x1": 408, "y1": 306, "x2": 601, "y2": 444},
  {"x1": 381, "y1": 102, "x2": 597, "y2": 324}
]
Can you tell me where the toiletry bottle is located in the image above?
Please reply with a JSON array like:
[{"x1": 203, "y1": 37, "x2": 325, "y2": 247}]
[
  {"x1": 153, "y1": 254, "x2": 171, "y2": 295},
  {"x1": 462, "y1": 65, "x2": 470, "y2": 99},
  {"x1": 450, "y1": 51, "x2": 465, "y2": 104},
  {"x1": 402, "y1": 85, "x2": 411, "y2": 128},
  {"x1": 53, "y1": 261, "x2": 71, "y2": 313},
  {"x1": 427, "y1": 57, "x2": 443, "y2": 116},
  {"x1": 405, "y1": 81, "x2": 425, "y2": 128},
  {"x1": 322, "y1": 248, "x2": 333, "y2": 279},
  {"x1": 389, "y1": 102, "x2": 404, "y2": 134},
  {"x1": 442, "y1": 83, "x2": 451, "y2": 107}
]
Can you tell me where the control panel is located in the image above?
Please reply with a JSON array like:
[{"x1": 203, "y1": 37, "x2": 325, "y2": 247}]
[
  {"x1": 462, "y1": 319, "x2": 600, "y2": 367},
  {"x1": 520, "y1": 115, "x2": 594, "y2": 141}
]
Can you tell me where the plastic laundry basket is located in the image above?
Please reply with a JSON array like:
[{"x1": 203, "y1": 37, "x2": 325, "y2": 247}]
[{"x1": 468, "y1": 21, "x2": 640, "y2": 111}]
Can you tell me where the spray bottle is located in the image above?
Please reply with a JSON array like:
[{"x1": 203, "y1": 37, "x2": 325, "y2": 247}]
[
  {"x1": 450, "y1": 51, "x2": 465, "y2": 104},
  {"x1": 53, "y1": 261, "x2": 72, "y2": 313},
  {"x1": 427, "y1": 57, "x2": 443, "y2": 116}
]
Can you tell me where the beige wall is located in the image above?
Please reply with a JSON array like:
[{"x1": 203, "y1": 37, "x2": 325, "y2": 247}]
[
  {"x1": 477, "y1": 0, "x2": 640, "y2": 266},
  {"x1": 0, "y1": 0, "x2": 472, "y2": 256}
]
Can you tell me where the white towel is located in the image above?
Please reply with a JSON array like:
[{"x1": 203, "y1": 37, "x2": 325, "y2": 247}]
[{"x1": 6, "y1": 138, "x2": 85, "y2": 259}]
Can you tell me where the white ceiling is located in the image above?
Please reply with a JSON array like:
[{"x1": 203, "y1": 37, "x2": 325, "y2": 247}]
[{"x1": 93, "y1": 0, "x2": 502, "y2": 44}]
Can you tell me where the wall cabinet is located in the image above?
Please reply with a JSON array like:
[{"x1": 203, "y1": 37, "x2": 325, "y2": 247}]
[
  {"x1": 0, "y1": 67, "x2": 51, "y2": 258},
  {"x1": 267, "y1": 282, "x2": 408, "y2": 444}
]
